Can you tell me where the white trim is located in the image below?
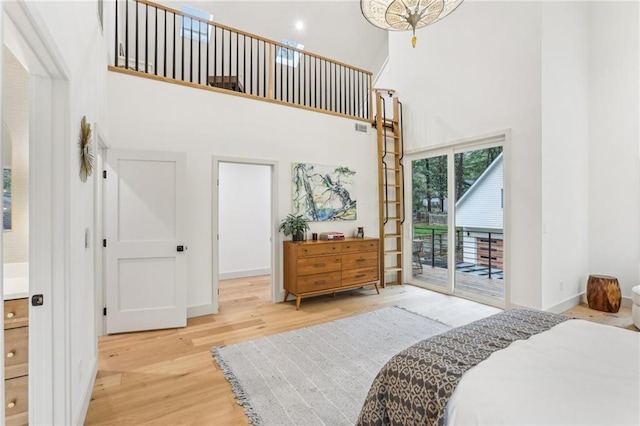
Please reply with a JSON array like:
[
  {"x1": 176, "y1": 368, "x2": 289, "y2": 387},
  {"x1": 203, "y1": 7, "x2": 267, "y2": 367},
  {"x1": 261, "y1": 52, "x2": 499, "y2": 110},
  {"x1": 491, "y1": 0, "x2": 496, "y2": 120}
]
[
  {"x1": 219, "y1": 268, "x2": 271, "y2": 280},
  {"x1": 93, "y1": 125, "x2": 108, "y2": 337},
  {"x1": 3, "y1": 2, "x2": 72, "y2": 423},
  {"x1": 545, "y1": 292, "x2": 584, "y2": 314},
  {"x1": 73, "y1": 356, "x2": 97, "y2": 426},
  {"x1": 212, "y1": 156, "x2": 279, "y2": 312},
  {"x1": 187, "y1": 303, "x2": 215, "y2": 318}
]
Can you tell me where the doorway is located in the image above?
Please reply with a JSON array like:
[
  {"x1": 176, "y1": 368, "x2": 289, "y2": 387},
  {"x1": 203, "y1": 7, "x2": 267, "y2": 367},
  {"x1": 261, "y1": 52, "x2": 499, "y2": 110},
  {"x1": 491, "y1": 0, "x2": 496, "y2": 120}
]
[
  {"x1": 213, "y1": 158, "x2": 278, "y2": 312},
  {"x1": 408, "y1": 133, "x2": 509, "y2": 308}
]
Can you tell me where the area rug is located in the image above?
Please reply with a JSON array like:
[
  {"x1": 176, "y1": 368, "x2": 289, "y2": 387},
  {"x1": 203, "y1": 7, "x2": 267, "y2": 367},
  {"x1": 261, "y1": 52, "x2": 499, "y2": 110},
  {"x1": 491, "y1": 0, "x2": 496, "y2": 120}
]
[{"x1": 211, "y1": 306, "x2": 451, "y2": 425}]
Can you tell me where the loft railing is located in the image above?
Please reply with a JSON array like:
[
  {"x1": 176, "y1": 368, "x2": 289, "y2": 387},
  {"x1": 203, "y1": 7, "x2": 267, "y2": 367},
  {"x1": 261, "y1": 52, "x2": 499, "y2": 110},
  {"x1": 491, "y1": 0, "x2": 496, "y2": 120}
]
[{"x1": 112, "y1": 0, "x2": 373, "y2": 122}]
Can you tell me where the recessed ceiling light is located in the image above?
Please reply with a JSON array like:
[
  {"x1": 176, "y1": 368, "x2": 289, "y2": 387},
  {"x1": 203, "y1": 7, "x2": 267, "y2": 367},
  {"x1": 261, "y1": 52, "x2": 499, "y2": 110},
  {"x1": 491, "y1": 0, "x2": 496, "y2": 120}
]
[{"x1": 295, "y1": 20, "x2": 304, "y2": 31}]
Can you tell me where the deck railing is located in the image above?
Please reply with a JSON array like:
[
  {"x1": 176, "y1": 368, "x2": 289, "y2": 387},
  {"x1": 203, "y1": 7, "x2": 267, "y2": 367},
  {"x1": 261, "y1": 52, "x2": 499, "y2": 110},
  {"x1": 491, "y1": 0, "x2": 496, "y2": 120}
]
[
  {"x1": 414, "y1": 229, "x2": 504, "y2": 279},
  {"x1": 112, "y1": 0, "x2": 373, "y2": 122}
]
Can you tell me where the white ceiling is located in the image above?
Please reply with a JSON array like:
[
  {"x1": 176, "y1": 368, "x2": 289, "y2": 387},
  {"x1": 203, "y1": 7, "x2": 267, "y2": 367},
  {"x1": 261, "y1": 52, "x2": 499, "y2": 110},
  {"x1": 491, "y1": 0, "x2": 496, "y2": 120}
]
[{"x1": 160, "y1": 1, "x2": 389, "y2": 75}]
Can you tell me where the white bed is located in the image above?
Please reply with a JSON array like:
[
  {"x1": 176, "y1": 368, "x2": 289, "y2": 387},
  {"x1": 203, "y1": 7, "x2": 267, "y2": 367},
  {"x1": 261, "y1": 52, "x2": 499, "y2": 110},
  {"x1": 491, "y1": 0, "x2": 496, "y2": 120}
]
[
  {"x1": 357, "y1": 309, "x2": 640, "y2": 426},
  {"x1": 446, "y1": 319, "x2": 640, "y2": 425}
]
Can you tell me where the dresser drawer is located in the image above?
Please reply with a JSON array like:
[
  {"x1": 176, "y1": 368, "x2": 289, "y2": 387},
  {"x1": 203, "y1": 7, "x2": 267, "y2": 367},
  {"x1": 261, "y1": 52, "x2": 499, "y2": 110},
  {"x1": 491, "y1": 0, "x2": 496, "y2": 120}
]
[
  {"x1": 4, "y1": 299, "x2": 28, "y2": 330},
  {"x1": 4, "y1": 327, "x2": 28, "y2": 380},
  {"x1": 341, "y1": 240, "x2": 378, "y2": 253},
  {"x1": 297, "y1": 255, "x2": 341, "y2": 275},
  {"x1": 296, "y1": 272, "x2": 342, "y2": 293},
  {"x1": 342, "y1": 267, "x2": 379, "y2": 287},
  {"x1": 342, "y1": 251, "x2": 378, "y2": 270},
  {"x1": 5, "y1": 375, "x2": 28, "y2": 425},
  {"x1": 298, "y1": 243, "x2": 341, "y2": 257}
]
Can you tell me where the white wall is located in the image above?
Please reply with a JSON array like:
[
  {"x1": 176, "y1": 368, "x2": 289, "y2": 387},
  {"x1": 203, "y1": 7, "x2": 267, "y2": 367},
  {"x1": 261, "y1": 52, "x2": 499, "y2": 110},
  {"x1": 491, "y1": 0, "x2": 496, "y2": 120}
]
[
  {"x1": 540, "y1": 2, "x2": 590, "y2": 311},
  {"x1": 219, "y1": 162, "x2": 271, "y2": 279},
  {"x1": 588, "y1": 1, "x2": 640, "y2": 301},
  {"x1": 107, "y1": 71, "x2": 379, "y2": 310},
  {"x1": 376, "y1": 1, "x2": 543, "y2": 309}
]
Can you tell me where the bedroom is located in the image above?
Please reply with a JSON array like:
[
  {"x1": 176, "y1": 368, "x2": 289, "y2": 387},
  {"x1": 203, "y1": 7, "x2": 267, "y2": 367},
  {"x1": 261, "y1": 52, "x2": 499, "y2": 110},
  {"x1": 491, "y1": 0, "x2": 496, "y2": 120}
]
[{"x1": 0, "y1": 0, "x2": 638, "y2": 424}]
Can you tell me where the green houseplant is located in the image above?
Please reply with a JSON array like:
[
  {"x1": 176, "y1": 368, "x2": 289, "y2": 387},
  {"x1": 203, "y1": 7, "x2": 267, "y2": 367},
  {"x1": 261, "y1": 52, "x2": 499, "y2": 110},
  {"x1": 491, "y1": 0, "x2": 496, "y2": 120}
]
[{"x1": 279, "y1": 214, "x2": 310, "y2": 241}]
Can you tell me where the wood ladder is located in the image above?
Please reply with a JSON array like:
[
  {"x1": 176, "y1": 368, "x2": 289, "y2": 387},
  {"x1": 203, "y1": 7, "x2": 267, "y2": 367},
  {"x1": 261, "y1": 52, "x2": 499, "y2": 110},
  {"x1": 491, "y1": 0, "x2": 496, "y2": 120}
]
[{"x1": 374, "y1": 90, "x2": 404, "y2": 287}]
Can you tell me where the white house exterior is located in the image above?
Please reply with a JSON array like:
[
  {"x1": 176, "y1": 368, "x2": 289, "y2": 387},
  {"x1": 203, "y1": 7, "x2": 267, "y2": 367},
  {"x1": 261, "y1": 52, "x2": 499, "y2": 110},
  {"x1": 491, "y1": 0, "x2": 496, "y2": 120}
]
[{"x1": 455, "y1": 153, "x2": 504, "y2": 267}]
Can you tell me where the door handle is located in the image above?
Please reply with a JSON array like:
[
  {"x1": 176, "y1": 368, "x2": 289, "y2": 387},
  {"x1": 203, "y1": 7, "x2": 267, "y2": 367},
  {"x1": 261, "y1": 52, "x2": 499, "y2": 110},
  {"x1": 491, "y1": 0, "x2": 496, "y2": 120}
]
[{"x1": 177, "y1": 245, "x2": 187, "y2": 252}]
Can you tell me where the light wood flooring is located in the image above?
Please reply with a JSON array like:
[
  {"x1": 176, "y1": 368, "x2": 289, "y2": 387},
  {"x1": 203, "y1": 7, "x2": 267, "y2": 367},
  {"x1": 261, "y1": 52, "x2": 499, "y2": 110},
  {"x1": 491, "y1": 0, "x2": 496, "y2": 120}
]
[{"x1": 84, "y1": 276, "x2": 636, "y2": 425}]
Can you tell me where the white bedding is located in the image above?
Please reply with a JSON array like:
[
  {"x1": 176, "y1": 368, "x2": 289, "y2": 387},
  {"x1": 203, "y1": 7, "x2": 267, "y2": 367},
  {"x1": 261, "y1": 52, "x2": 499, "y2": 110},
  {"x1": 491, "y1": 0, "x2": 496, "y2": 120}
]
[{"x1": 445, "y1": 319, "x2": 640, "y2": 425}]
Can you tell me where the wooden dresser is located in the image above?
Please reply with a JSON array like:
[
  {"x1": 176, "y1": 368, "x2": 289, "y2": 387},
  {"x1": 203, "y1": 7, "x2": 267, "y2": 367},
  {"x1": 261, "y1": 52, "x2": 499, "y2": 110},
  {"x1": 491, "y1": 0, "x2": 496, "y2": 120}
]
[
  {"x1": 283, "y1": 238, "x2": 380, "y2": 310},
  {"x1": 4, "y1": 298, "x2": 28, "y2": 426}
]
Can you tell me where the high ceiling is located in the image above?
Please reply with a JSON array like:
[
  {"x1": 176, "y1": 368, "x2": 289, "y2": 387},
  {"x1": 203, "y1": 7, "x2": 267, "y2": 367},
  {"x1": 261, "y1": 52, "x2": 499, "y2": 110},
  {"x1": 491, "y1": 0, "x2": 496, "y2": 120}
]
[{"x1": 159, "y1": 1, "x2": 389, "y2": 76}]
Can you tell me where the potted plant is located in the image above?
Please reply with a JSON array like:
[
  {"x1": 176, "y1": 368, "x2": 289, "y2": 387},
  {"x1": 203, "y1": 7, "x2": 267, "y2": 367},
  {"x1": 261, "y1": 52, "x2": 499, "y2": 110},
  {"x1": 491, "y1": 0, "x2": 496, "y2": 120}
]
[{"x1": 279, "y1": 213, "x2": 310, "y2": 241}]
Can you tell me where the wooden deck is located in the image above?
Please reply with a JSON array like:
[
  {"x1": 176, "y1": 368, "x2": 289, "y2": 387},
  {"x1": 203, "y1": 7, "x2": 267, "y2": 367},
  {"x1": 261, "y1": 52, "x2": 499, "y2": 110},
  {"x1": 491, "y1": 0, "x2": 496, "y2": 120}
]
[{"x1": 412, "y1": 265, "x2": 504, "y2": 300}]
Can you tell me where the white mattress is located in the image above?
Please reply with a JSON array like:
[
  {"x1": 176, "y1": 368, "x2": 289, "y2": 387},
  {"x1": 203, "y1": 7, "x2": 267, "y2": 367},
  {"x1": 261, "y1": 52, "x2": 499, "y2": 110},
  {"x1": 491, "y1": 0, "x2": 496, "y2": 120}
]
[{"x1": 445, "y1": 319, "x2": 640, "y2": 425}]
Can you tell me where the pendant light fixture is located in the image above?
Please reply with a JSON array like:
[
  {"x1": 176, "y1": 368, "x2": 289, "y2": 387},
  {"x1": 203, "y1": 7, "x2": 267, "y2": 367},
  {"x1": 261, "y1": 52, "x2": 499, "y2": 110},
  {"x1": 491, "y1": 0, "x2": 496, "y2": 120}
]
[{"x1": 360, "y1": 0, "x2": 464, "y2": 48}]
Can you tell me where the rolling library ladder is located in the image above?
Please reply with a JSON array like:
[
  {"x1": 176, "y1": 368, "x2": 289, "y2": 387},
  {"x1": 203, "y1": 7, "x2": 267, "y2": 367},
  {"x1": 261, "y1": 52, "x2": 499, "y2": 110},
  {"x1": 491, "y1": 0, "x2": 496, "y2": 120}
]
[{"x1": 374, "y1": 89, "x2": 405, "y2": 287}]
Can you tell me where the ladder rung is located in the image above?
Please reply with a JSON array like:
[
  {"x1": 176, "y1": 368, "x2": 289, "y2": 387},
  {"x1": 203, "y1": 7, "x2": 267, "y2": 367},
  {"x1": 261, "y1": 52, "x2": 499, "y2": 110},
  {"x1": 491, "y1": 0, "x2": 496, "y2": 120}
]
[
  {"x1": 384, "y1": 281, "x2": 403, "y2": 286},
  {"x1": 385, "y1": 267, "x2": 402, "y2": 272},
  {"x1": 384, "y1": 233, "x2": 401, "y2": 238},
  {"x1": 385, "y1": 201, "x2": 401, "y2": 204},
  {"x1": 385, "y1": 250, "x2": 402, "y2": 255},
  {"x1": 379, "y1": 184, "x2": 401, "y2": 188}
]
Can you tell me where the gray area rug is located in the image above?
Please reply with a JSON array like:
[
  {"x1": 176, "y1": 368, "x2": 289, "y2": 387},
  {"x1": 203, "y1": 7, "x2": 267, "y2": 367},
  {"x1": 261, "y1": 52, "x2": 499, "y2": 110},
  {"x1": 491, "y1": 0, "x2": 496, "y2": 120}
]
[{"x1": 211, "y1": 306, "x2": 451, "y2": 425}]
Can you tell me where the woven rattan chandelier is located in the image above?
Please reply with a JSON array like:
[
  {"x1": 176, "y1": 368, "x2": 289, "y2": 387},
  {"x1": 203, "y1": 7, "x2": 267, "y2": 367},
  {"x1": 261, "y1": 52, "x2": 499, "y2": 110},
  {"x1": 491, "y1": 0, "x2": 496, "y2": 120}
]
[{"x1": 360, "y1": 0, "x2": 464, "y2": 48}]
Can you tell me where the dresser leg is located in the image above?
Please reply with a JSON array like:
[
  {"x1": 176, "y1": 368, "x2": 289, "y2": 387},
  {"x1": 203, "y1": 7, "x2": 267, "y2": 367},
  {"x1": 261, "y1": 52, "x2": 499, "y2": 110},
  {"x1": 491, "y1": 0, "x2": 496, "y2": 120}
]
[
  {"x1": 296, "y1": 296, "x2": 302, "y2": 310},
  {"x1": 284, "y1": 290, "x2": 290, "y2": 302},
  {"x1": 374, "y1": 283, "x2": 380, "y2": 294}
]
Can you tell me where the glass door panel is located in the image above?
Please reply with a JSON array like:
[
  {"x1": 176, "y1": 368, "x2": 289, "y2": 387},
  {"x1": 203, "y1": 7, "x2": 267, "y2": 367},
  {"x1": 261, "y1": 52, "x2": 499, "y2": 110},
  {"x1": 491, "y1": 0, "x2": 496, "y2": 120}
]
[
  {"x1": 453, "y1": 147, "x2": 504, "y2": 302},
  {"x1": 411, "y1": 154, "x2": 449, "y2": 289}
]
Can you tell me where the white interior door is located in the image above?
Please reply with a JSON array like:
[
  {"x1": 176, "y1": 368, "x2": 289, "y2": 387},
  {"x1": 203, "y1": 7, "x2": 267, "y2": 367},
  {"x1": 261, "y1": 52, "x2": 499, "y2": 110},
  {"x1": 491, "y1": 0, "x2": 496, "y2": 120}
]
[{"x1": 105, "y1": 149, "x2": 187, "y2": 334}]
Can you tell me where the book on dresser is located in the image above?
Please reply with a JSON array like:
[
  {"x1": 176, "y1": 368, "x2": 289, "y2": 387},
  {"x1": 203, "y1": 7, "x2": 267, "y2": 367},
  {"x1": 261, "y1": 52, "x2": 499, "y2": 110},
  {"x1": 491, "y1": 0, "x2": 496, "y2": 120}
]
[{"x1": 283, "y1": 237, "x2": 380, "y2": 310}]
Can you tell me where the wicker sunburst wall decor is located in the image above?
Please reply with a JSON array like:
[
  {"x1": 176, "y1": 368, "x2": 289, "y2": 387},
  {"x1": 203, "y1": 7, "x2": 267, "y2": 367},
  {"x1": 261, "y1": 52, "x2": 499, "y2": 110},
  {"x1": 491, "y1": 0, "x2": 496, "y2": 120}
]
[{"x1": 79, "y1": 116, "x2": 93, "y2": 182}]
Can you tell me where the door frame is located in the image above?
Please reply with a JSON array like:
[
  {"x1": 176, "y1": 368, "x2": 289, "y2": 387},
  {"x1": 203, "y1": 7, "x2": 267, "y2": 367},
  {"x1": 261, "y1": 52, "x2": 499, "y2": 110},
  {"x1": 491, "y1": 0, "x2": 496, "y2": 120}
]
[
  {"x1": 404, "y1": 130, "x2": 511, "y2": 309},
  {"x1": 93, "y1": 125, "x2": 108, "y2": 337},
  {"x1": 212, "y1": 156, "x2": 279, "y2": 311},
  {"x1": 2, "y1": 1, "x2": 71, "y2": 423}
]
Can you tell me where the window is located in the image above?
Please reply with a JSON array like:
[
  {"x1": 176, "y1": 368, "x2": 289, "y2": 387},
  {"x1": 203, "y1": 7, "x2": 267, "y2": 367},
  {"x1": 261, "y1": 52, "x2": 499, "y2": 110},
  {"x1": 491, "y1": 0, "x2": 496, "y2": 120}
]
[
  {"x1": 181, "y1": 5, "x2": 213, "y2": 43},
  {"x1": 276, "y1": 39, "x2": 304, "y2": 68}
]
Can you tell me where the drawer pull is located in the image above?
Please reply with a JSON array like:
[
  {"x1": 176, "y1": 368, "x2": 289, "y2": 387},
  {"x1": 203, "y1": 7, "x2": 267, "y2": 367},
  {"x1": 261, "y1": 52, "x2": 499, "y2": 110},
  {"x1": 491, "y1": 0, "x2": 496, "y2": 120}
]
[
  {"x1": 355, "y1": 274, "x2": 366, "y2": 279},
  {"x1": 356, "y1": 258, "x2": 366, "y2": 262},
  {"x1": 7, "y1": 351, "x2": 15, "y2": 358},
  {"x1": 315, "y1": 280, "x2": 326, "y2": 285},
  {"x1": 314, "y1": 263, "x2": 326, "y2": 268},
  {"x1": 6, "y1": 312, "x2": 14, "y2": 319},
  {"x1": 7, "y1": 401, "x2": 15, "y2": 409}
]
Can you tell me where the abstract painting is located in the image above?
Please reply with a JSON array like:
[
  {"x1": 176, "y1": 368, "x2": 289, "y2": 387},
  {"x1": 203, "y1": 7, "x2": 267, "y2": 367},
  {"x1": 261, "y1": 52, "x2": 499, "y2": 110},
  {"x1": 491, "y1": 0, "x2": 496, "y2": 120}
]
[{"x1": 292, "y1": 163, "x2": 356, "y2": 221}]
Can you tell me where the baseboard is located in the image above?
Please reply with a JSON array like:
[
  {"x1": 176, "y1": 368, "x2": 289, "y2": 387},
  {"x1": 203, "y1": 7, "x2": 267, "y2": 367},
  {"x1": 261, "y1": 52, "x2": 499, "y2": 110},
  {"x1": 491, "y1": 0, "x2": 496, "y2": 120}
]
[
  {"x1": 621, "y1": 295, "x2": 632, "y2": 308},
  {"x1": 73, "y1": 355, "x2": 97, "y2": 426},
  {"x1": 219, "y1": 268, "x2": 271, "y2": 280},
  {"x1": 546, "y1": 292, "x2": 585, "y2": 314},
  {"x1": 187, "y1": 303, "x2": 217, "y2": 318}
]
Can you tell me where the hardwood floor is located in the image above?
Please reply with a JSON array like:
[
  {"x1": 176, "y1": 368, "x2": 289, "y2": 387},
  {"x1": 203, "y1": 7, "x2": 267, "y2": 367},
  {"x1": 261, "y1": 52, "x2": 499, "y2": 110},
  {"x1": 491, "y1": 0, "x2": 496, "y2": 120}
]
[{"x1": 84, "y1": 276, "x2": 635, "y2": 425}]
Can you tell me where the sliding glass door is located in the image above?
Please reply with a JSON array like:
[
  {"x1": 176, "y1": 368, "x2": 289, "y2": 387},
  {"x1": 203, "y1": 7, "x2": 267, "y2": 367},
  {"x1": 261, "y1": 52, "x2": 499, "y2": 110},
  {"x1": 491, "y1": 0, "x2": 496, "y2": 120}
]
[{"x1": 410, "y1": 142, "x2": 506, "y2": 306}]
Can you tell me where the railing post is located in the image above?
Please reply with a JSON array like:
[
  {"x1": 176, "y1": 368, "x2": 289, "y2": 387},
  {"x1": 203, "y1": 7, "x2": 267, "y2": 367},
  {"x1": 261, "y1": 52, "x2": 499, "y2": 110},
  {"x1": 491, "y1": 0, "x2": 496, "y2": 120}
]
[
  {"x1": 114, "y1": 0, "x2": 119, "y2": 67},
  {"x1": 268, "y1": 43, "x2": 274, "y2": 99},
  {"x1": 431, "y1": 229, "x2": 435, "y2": 268},
  {"x1": 488, "y1": 232, "x2": 492, "y2": 279}
]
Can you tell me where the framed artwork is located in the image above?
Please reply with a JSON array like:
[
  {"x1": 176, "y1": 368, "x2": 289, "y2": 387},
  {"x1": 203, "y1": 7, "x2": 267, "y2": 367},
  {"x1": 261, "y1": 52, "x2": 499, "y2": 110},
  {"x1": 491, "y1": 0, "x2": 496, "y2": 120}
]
[{"x1": 292, "y1": 162, "x2": 356, "y2": 221}]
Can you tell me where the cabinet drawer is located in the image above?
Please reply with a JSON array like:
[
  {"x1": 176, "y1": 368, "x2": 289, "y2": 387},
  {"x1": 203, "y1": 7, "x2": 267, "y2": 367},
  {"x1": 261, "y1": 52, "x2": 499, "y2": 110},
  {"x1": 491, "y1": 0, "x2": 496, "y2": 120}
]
[
  {"x1": 298, "y1": 243, "x2": 341, "y2": 257},
  {"x1": 296, "y1": 272, "x2": 342, "y2": 293},
  {"x1": 4, "y1": 299, "x2": 28, "y2": 330},
  {"x1": 342, "y1": 251, "x2": 378, "y2": 270},
  {"x1": 5, "y1": 375, "x2": 28, "y2": 425},
  {"x1": 297, "y1": 255, "x2": 341, "y2": 275},
  {"x1": 342, "y1": 267, "x2": 379, "y2": 287},
  {"x1": 4, "y1": 327, "x2": 28, "y2": 380},
  {"x1": 341, "y1": 240, "x2": 378, "y2": 253}
]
